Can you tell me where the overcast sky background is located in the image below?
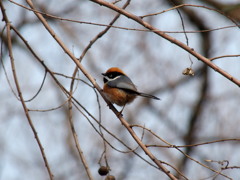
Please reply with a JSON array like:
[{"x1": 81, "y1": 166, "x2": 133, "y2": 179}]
[{"x1": 1, "y1": 0, "x2": 240, "y2": 179}]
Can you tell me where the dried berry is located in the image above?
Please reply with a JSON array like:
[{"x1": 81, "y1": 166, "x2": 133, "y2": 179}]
[{"x1": 98, "y1": 166, "x2": 109, "y2": 176}]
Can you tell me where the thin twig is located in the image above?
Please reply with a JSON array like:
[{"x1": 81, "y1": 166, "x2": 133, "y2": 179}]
[
  {"x1": 67, "y1": 95, "x2": 94, "y2": 179},
  {"x1": 147, "y1": 138, "x2": 240, "y2": 148},
  {"x1": 0, "y1": 1, "x2": 54, "y2": 179},
  {"x1": 9, "y1": 23, "x2": 156, "y2": 169},
  {"x1": 8, "y1": 0, "x2": 239, "y2": 34},
  {"x1": 140, "y1": 3, "x2": 240, "y2": 29},
  {"x1": 89, "y1": 0, "x2": 240, "y2": 87},
  {"x1": 25, "y1": 69, "x2": 47, "y2": 102},
  {"x1": 209, "y1": 54, "x2": 240, "y2": 61},
  {"x1": 131, "y1": 125, "x2": 233, "y2": 179},
  {"x1": 68, "y1": 70, "x2": 94, "y2": 179},
  {"x1": 25, "y1": 0, "x2": 178, "y2": 179},
  {"x1": 0, "y1": 25, "x2": 20, "y2": 101},
  {"x1": 79, "y1": 0, "x2": 132, "y2": 169}
]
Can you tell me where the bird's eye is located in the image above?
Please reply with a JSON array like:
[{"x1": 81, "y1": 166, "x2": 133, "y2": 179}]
[{"x1": 107, "y1": 72, "x2": 121, "y2": 79}]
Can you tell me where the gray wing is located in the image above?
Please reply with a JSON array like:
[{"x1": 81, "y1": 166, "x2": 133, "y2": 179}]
[{"x1": 107, "y1": 75, "x2": 137, "y2": 92}]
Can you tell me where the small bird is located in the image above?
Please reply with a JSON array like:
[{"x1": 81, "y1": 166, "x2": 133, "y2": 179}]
[{"x1": 102, "y1": 67, "x2": 160, "y2": 113}]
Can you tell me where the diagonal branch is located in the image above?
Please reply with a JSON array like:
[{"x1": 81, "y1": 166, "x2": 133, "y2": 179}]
[
  {"x1": 25, "y1": 0, "x2": 178, "y2": 179},
  {"x1": 0, "y1": 1, "x2": 54, "y2": 179},
  {"x1": 89, "y1": 0, "x2": 240, "y2": 87}
]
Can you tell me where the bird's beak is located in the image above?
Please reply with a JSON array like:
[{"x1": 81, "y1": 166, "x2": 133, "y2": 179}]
[{"x1": 101, "y1": 73, "x2": 106, "y2": 76}]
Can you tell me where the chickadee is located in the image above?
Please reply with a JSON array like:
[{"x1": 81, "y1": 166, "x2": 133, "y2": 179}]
[{"x1": 102, "y1": 67, "x2": 160, "y2": 112}]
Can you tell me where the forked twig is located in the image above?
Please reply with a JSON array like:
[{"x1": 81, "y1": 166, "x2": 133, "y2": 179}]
[{"x1": 0, "y1": 1, "x2": 54, "y2": 179}]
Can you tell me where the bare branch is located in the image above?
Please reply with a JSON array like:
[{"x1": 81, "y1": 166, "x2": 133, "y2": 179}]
[
  {"x1": 89, "y1": 0, "x2": 240, "y2": 87},
  {"x1": 0, "y1": 1, "x2": 54, "y2": 179}
]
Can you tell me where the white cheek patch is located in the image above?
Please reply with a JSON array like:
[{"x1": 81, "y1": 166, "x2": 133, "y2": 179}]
[
  {"x1": 107, "y1": 75, "x2": 121, "y2": 82},
  {"x1": 104, "y1": 75, "x2": 121, "y2": 84}
]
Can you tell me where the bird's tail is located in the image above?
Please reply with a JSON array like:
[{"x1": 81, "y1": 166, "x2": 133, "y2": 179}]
[{"x1": 138, "y1": 92, "x2": 160, "y2": 100}]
